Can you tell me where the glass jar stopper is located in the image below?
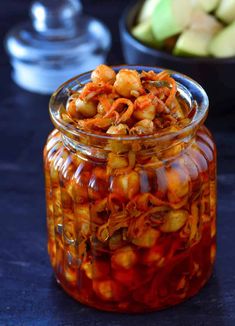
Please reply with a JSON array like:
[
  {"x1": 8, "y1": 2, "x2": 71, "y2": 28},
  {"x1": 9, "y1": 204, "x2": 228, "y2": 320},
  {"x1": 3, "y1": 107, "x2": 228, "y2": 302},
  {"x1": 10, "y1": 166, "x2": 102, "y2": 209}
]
[
  {"x1": 5, "y1": 0, "x2": 111, "y2": 94},
  {"x1": 30, "y1": 0, "x2": 82, "y2": 37}
]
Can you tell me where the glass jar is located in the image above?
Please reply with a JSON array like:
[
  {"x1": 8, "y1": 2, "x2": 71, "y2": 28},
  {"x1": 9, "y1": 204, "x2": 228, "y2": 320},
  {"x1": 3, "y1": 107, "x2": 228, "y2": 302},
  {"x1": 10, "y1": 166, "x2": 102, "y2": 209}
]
[{"x1": 43, "y1": 66, "x2": 217, "y2": 313}]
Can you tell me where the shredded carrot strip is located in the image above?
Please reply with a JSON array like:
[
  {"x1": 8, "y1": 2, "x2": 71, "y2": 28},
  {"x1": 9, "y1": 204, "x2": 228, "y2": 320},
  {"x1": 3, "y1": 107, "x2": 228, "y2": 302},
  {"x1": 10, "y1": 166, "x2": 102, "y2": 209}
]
[
  {"x1": 117, "y1": 100, "x2": 134, "y2": 123},
  {"x1": 108, "y1": 211, "x2": 130, "y2": 236},
  {"x1": 165, "y1": 77, "x2": 177, "y2": 107},
  {"x1": 140, "y1": 70, "x2": 158, "y2": 81},
  {"x1": 80, "y1": 82, "x2": 113, "y2": 101},
  {"x1": 103, "y1": 99, "x2": 122, "y2": 118},
  {"x1": 157, "y1": 70, "x2": 171, "y2": 80},
  {"x1": 98, "y1": 94, "x2": 112, "y2": 113},
  {"x1": 97, "y1": 223, "x2": 109, "y2": 242},
  {"x1": 127, "y1": 215, "x2": 148, "y2": 239},
  {"x1": 82, "y1": 117, "x2": 113, "y2": 129},
  {"x1": 151, "y1": 95, "x2": 170, "y2": 114},
  {"x1": 104, "y1": 98, "x2": 132, "y2": 118}
]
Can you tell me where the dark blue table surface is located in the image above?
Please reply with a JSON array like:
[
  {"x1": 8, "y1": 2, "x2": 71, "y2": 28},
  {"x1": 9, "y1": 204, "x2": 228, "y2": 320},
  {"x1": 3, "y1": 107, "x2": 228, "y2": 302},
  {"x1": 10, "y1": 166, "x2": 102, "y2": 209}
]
[{"x1": 0, "y1": 1, "x2": 235, "y2": 325}]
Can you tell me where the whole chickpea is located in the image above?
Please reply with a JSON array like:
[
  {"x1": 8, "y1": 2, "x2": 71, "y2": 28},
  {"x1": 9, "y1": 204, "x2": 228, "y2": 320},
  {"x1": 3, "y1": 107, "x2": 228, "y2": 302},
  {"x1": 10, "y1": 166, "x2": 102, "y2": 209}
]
[
  {"x1": 67, "y1": 97, "x2": 97, "y2": 118},
  {"x1": 91, "y1": 64, "x2": 116, "y2": 85},
  {"x1": 114, "y1": 69, "x2": 144, "y2": 98},
  {"x1": 130, "y1": 119, "x2": 154, "y2": 135},
  {"x1": 133, "y1": 95, "x2": 156, "y2": 121},
  {"x1": 106, "y1": 124, "x2": 129, "y2": 135}
]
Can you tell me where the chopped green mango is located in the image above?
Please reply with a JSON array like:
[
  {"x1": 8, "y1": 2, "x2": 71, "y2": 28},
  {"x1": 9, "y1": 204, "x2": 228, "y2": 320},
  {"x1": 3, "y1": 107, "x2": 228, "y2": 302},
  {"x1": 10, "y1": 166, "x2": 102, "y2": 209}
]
[
  {"x1": 191, "y1": 0, "x2": 220, "y2": 12},
  {"x1": 174, "y1": 9, "x2": 223, "y2": 57},
  {"x1": 151, "y1": 0, "x2": 193, "y2": 41},
  {"x1": 191, "y1": 10, "x2": 223, "y2": 33},
  {"x1": 198, "y1": 0, "x2": 220, "y2": 12},
  {"x1": 174, "y1": 30, "x2": 214, "y2": 56},
  {"x1": 210, "y1": 21, "x2": 235, "y2": 57},
  {"x1": 132, "y1": 21, "x2": 163, "y2": 48},
  {"x1": 216, "y1": 0, "x2": 235, "y2": 24},
  {"x1": 138, "y1": 0, "x2": 161, "y2": 23}
]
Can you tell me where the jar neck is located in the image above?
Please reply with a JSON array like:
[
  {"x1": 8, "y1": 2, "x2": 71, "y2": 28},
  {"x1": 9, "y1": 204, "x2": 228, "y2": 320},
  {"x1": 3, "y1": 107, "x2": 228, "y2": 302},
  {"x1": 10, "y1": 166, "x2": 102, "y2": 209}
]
[
  {"x1": 50, "y1": 66, "x2": 209, "y2": 161},
  {"x1": 61, "y1": 125, "x2": 197, "y2": 161}
]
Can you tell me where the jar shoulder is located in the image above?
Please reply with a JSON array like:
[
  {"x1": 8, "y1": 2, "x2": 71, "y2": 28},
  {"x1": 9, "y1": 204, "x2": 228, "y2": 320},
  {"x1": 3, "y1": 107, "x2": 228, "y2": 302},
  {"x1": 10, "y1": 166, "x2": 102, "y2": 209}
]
[{"x1": 195, "y1": 126, "x2": 217, "y2": 159}]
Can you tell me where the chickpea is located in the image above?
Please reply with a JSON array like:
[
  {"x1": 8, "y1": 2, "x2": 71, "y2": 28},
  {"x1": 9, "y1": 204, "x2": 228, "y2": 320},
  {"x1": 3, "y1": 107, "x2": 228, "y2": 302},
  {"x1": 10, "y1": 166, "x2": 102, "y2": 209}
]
[
  {"x1": 133, "y1": 95, "x2": 156, "y2": 121},
  {"x1": 112, "y1": 171, "x2": 139, "y2": 199},
  {"x1": 135, "y1": 119, "x2": 154, "y2": 129},
  {"x1": 132, "y1": 228, "x2": 160, "y2": 248},
  {"x1": 64, "y1": 268, "x2": 77, "y2": 283},
  {"x1": 106, "y1": 124, "x2": 129, "y2": 135},
  {"x1": 91, "y1": 64, "x2": 116, "y2": 85},
  {"x1": 82, "y1": 261, "x2": 92, "y2": 279},
  {"x1": 66, "y1": 95, "x2": 78, "y2": 118},
  {"x1": 107, "y1": 153, "x2": 128, "y2": 169},
  {"x1": 75, "y1": 204, "x2": 90, "y2": 237},
  {"x1": 93, "y1": 280, "x2": 114, "y2": 300},
  {"x1": 160, "y1": 210, "x2": 188, "y2": 233},
  {"x1": 111, "y1": 246, "x2": 137, "y2": 269},
  {"x1": 144, "y1": 246, "x2": 165, "y2": 266},
  {"x1": 166, "y1": 166, "x2": 189, "y2": 202},
  {"x1": 93, "y1": 279, "x2": 123, "y2": 301},
  {"x1": 82, "y1": 260, "x2": 110, "y2": 280},
  {"x1": 130, "y1": 119, "x2": 154, "y2": 135},
  {"x1": 67, "y1": 97, "x2": 97, "y2": 118},
  {"x1": 75, "y1": 98, "x2": 97, "y2": 118},
  {"x1": 114, "y1": 69, "x2": 143, "y2": 98},
  {"x1": 164, "y1": 143, "x2": 183, "y2": 158}
]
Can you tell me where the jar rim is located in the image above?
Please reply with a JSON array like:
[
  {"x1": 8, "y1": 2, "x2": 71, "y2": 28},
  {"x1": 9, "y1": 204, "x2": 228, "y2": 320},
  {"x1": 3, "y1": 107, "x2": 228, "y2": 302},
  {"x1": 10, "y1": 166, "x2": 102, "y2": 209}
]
[{"x1": 49, "y1": 65, "x2": 209, "y2": 143}]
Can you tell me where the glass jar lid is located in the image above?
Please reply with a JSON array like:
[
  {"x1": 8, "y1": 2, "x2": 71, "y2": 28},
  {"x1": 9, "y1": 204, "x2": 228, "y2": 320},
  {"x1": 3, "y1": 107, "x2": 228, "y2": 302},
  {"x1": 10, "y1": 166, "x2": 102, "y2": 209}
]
[{"x1": 5, "y1": 0, "x2": 111, "y2": 94}]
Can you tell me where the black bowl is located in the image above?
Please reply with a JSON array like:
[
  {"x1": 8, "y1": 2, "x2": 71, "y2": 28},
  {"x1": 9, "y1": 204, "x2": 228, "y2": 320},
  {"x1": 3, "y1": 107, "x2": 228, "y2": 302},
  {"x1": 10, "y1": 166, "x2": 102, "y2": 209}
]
[{"x1": 120, "y1": 0, "x2": 235, "y2": 113}]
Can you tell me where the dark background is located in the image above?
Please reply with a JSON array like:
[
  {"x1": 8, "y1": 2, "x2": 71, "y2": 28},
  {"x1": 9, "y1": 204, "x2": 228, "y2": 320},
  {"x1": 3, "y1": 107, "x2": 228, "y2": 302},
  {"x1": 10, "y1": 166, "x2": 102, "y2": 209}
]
[{"x1": 0, "y1": 1, "x2": 235, "y2": 325}]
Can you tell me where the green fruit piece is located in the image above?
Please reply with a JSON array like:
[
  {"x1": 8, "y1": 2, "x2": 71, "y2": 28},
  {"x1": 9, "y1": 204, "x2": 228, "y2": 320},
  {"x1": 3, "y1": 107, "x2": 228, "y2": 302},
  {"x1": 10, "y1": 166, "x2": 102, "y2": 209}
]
[
  {"x1": 191, "y1": 10, "x2": 223, "y2": 33},
  {"x1": 200, "y1": 0, "x2": 220, "y2": 12},
  {"x1": 151, "y1": 0, "x2": 193, "y2": 41},
  {"x1": 210, "y1": 21, "x2": 235, "y2": 57},
  {"x1": 216, "y1": 0, "x2": 235, "y2": 24},
  {"x1": 173, "y1": 29, "x2": 214, "y2": 56},
  {"x1": 192, "y1": 0, "x2": 220, "y2": 12},
  {"x1": 138, "y1": 0, "x2": 161, "y2": 23},
  {"x1": 174, "y1": 9, "x2": 223, "y2": 57},
  {"x1": 191, "y1": 0, "x2": 203, "y2": 10},
  {"x1": 132, "y1": 21, "x2": 163, "y2": 48}
]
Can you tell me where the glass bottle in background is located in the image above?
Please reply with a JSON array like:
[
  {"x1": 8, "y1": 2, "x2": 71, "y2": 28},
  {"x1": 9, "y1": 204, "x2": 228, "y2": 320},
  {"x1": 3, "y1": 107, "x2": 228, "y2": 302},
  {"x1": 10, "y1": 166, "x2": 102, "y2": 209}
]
[{"x1": 5, "y1": 0, "x2": 111, "y2": 94}]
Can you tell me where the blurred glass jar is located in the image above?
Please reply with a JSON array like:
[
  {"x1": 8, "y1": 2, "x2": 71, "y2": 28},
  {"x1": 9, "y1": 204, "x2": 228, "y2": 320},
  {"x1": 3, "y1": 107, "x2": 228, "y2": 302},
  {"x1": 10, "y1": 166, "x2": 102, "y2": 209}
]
[
  {"x1": 43, "y1": 66, "x2": 217, "y2": 313},
  {"x1": 5, "y1": 0, "x2": 111, "y2": 94}
]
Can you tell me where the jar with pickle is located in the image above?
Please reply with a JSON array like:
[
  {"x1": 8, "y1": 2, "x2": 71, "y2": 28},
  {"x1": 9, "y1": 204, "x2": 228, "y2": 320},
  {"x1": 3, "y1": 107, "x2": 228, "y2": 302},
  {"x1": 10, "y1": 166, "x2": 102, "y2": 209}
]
[{"x1": 44, "y1": 65, "x2": 217, "y2": 313}]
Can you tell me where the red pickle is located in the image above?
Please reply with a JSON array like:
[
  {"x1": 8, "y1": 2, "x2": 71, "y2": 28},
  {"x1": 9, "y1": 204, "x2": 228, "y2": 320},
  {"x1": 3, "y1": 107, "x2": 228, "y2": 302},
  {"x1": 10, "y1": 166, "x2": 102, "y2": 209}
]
[{"x1": 44, "y1": 65, "x2": 217, "y2": 313}]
